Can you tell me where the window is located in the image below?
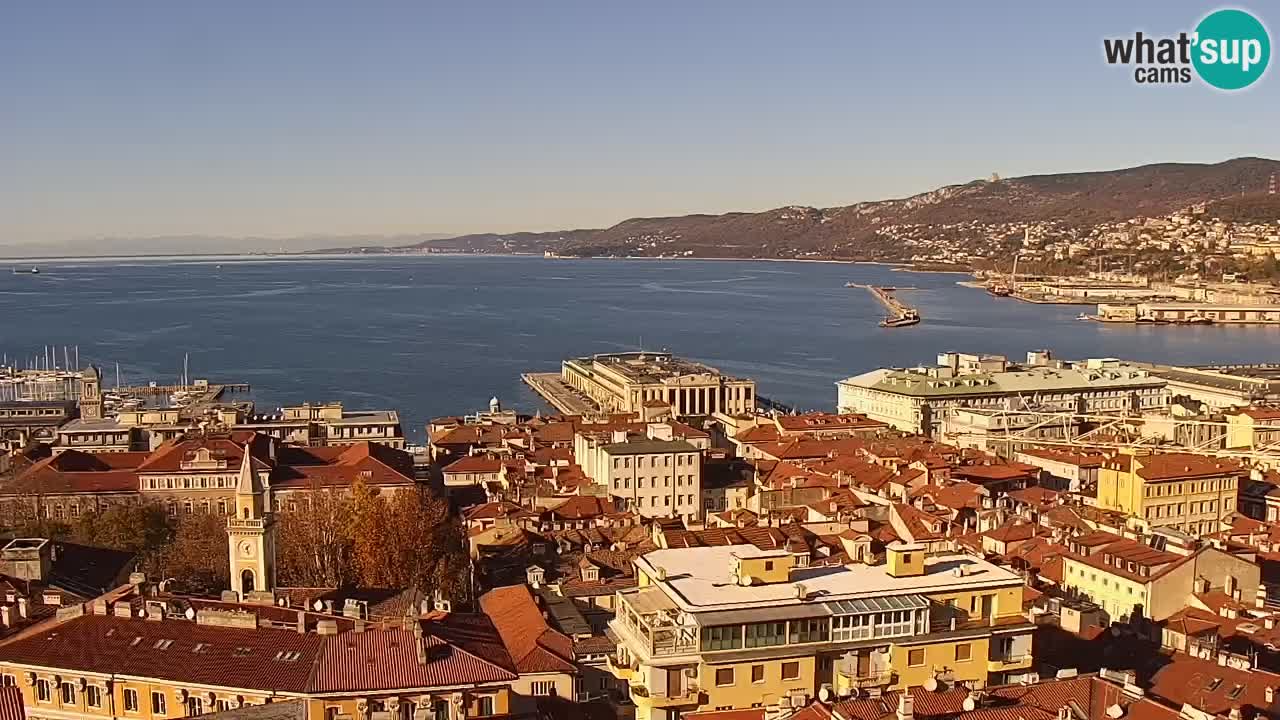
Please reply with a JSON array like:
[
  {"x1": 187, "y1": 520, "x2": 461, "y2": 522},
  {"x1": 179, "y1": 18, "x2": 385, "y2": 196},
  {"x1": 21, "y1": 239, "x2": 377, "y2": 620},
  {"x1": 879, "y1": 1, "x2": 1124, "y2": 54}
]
[
  {"x1": 152, "y1": 691, "x2": 167, "y2": 715},
  {"x1": 60, "y1": 682, "x2": 76, "y2": 705},
  {"x1": 531, "y1": 680, "x2": 556, "y2": 697},
  {"x1": 790, "y1": 618, "x2": 830, "y2": 643},
  {"x1": 477, "y1": 697, "x2": 495, "y2": 717},
  {"x1": 902, "y1": 553, "x2": 912, "y2": 564},
  {"x1": 751, "y1": 665, "x2": 765, "y2": 683},
  {"x1": 87, "y1": 686, "x2": 103, "y2": 708},
  {"x1": 832, "y1": 614, "x2": 872, "y2": 642},
  {"x1": 908, "y1": 649, "x2": 926, "y2": 667},
  {"x1": 187, "y1": 697, "x2": 204, "y2": 717},
  {"x1": 0, "y1": 675, "x2": 13, "y2": 687},
  {"x1": 782, "y1": 662, "x2": 800, "y2": 680},
  {"x1": 325, "y1": 707, "x2": 342, "y2": 720},
  {"x1": 715, "y1": 668, "x2": 735, "y2": 686},
  {"x1": 36, "y1": 679, "x2": 51, "y2": 703},
  {"x1": 744, "y1": 621, "x2": 786, "y2": 648},
  {"x1": 701, "y1": 625, "x2": 743, "y2": 651},
  {"x1": 124, "y1": 689, "x2": 139, "y2": 713},
  {"x1": 955, "y1": 643, "x2": 972, "y2": 661}
]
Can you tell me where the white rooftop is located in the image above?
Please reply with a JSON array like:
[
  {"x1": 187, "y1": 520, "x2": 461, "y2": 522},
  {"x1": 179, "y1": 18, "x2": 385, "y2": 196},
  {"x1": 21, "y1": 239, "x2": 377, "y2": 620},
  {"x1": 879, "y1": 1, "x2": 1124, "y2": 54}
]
[{"x1": 636, "y1": 544, "x2": 1021, "y2": 613}]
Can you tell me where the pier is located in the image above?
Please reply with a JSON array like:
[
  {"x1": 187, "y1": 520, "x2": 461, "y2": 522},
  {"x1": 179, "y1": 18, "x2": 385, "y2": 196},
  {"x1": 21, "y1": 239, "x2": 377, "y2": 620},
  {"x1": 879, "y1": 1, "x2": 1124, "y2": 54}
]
[
  {"x1": 848, "y1": 283, "x2": 921, "y2": 327},
  {"x1": 521, "y1": 372, "x2": 602, "y2": 415}
]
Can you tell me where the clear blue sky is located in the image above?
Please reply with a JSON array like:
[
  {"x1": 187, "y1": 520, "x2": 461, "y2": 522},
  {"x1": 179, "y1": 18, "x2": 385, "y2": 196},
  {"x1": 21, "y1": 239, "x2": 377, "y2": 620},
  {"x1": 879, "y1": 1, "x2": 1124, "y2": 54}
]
[{"x1": 1, "y1": 1, "x2": 1276, "y2": 244}]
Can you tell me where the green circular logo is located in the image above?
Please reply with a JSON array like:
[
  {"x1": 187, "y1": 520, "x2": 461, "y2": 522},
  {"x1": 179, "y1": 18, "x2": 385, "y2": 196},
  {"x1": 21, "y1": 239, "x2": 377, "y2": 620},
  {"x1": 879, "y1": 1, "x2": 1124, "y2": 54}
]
[{"x1": 1192, "y1": 9, "x2": 1270, "y2": 90}]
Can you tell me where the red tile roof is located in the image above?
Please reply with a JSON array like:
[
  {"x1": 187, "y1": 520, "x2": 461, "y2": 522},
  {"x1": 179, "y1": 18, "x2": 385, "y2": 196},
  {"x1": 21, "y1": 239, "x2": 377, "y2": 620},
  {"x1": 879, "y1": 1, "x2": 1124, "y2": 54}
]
[
  {"x1": 479, "y1": 585, "x2": 576, "y2": 674},
  {"x1": 0, "y1": 614, "x2": 322, "y2": 692},
  {"x1": 311, "y1": 614, "x2": 519, "y2": 692},
  {"x1": 1147, "y1": 652, "x2": 1280, "y2": 720},
  {"x1": 443, "y1": 454, "x2": 505, "y2": 474},
  {"x1": 1131, "y1": 453, "x2": 1245, "y2": 482}
]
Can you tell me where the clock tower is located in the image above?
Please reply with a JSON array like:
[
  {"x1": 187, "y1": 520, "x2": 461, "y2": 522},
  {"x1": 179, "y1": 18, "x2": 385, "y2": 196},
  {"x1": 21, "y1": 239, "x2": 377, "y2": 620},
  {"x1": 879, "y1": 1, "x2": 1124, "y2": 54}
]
[{"x1": 227, "y1": 442, "x2": 276, "y2": 600}]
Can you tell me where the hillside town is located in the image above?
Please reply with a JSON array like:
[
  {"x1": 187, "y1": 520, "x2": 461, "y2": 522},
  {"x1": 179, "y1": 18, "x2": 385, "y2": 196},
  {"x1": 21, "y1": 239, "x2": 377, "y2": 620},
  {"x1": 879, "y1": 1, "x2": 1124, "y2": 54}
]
[{"x1": 4, "y1": 350, "x2": 1280, "y2": 720}]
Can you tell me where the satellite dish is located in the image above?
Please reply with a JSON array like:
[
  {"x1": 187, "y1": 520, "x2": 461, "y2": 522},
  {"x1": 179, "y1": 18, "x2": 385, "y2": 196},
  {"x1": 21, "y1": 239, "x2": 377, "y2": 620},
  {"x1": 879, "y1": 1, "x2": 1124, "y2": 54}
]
[
  {"x1": 738, "y1": 574, "x2": 754, "y2": 587},
  {"x1": 1106, "y1": 705, "x2": 1124, "y2": 719},
  {"x1": 923, "y1": 677, "x2": 939, "y2": 692},
  {"x1": 963, "y1": 698, "x2": 977, "y2": 712},
  {"x1": 184, "y1": 607, "x2": 196, "y2": 620},
  {"x1": 819, "y1": 686, "x2": 832, "y2": 703},
  {"x1": 313, "y1": 599, "x2": 324, "y2": 612}
]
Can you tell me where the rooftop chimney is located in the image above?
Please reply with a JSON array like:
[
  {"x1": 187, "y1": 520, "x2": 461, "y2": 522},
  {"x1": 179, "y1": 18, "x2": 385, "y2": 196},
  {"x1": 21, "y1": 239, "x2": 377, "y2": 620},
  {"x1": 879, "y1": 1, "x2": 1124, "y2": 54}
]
[
  {"x1": 17, "y1": 598, "x2": 28, "y2": 619},
  {"x1": 897, "y1": 694, "x2": 914, "y2": 720},
  {"x1": 0, "y1": 606, "x2": 10, "y2": 628}
]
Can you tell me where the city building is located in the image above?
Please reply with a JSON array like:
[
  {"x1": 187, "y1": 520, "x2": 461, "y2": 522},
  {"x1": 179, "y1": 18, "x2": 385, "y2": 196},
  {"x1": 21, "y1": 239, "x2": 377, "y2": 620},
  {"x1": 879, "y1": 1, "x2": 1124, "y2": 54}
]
[
  {"x1": 0, "y1": 435, "x2": 578, "y2": 720},
  {"x1": 106, "y1": 402, "x2": 406, "y2": 451},
  {"x1": 0, "y1": 400, "x2": 76, "y2": 454},
  {"x1": 0, "y1": 431, "x2": 416, "y2": 523},
  {"x1": 1061, "y1": 536, "x2": 1260, "y2": 624},
  {"x1": 837, "y1": 352, "x2": 1167, "y2": 436},
  {"x1": 608, "y1": 542, "x2": 1033, "y2": 720},
  {"x1": 561, "y1": 353, "x2": 756, "y2": 417},
  {"x1": 583, "y1": 429, "x2": 703, "y2": 522},
  {"x1": 1095, "y1": 451, "x2": 1243, "y2": 535}
]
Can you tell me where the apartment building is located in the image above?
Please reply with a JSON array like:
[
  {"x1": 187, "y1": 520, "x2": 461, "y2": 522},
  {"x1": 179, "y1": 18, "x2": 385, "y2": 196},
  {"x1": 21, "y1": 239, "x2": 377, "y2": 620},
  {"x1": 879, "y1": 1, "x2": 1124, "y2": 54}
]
[
  {"x1": 1061, "y1": 537, "x2": 1260, "y2": 624},
  {"x1": 596, "y1": 437, "x2": 702, "y2": 522},
  {"x1": 562, "y1": 352, "x2": 756, "y2": 417},
  {"x1": 836, "y1": 352, "x2": 1167, "y2": 436},
  {"x1": 1095, "y1": 451, "x2": 1243, "y2": 535},
  {"x1": 1223, "y1": 406, "x2": 1280, "y2": 449},
  {"x1": 608, "y1": 542, "x2": 1033, "y2": 720}
]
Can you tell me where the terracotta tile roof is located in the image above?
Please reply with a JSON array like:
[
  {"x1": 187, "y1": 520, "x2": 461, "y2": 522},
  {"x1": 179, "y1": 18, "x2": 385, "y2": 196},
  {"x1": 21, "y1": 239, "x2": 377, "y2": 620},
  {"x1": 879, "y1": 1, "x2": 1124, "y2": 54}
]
[
  {"x1": 1006, "y1": 486, "x2": 1061, "y2": 508},
  {"x1": 892, "y1": 502, "x2": 947, "y2": 541},
  {"x1": 775, "y1": 412, "x2": 883, "y2": 432},
  {"x1": 985, "y1": 522, "x2": 1039, "y2": 544},
  {"x1": 479, "y1": 585, "x2": 575, "y2": 674},
  {"x1": 310, "y1": 614, "x2": 518, "y2": 692},
  {"x1": 546, "y1": 496, "x2": 616, "y2": 521},
  {"x1": 443, "y1": 454, "x2": 505, "y2": 474},
  {"x1": 735, "y1": 424, "x2": 782, "y2": 444},
  {"x1": 1147, "y1": 652, "x2": 1280, "y2": 720},
  {"x1": 8, "y1": 450, "x2": 149, "y2": 494},
  {"x1": 0, "y1": 614, "x2": 322, "y2": 692},
  {"x1": 271, "y1": 442, "x2": 415, "y2": 489},
  {"x1": 952, "y1": 463, "x2": 1037, "y2": 483},
  {"x1": 1130, "y1": 453, "x2": 1245, "y2": 482},
  {"x1": 754, "y1": 437, "x2": 868, "y2": 461}
]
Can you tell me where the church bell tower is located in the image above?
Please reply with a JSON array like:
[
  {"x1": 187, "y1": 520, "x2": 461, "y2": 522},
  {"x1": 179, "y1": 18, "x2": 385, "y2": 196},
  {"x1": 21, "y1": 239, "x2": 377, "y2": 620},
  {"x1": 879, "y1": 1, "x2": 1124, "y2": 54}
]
[
  {"x1": 79, "y1": 365, "x2": 103, "y2": 421},
  {"x1": 227, "y1": 442, "x2": 276, "y2": 600}
]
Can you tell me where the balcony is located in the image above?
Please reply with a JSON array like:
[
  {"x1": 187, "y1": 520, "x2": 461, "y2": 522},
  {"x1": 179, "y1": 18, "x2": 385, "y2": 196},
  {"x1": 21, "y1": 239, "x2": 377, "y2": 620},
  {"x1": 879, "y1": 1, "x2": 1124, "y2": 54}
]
[
  {"x1": 629, "y1": 684, "x2": 703, "y2": 708},
  {"x1": 841, "y1": 670, "x2": 896, "y2": 689},
  {"x1": 987, "y1": 653, "x2": 1034, "y2": 672},
  {"x1": 611, "y1": 589, "x2": 699, "y2": 660},
  {"x1": 606, "y1": 653, "x2": 638, "y2": 681}
]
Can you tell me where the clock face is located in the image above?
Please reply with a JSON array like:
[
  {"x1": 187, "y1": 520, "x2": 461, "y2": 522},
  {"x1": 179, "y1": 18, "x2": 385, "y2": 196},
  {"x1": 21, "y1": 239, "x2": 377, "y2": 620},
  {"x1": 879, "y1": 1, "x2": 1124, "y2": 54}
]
[{"x1": 239, "y1": 540, "x2": 256, "y2": 558}]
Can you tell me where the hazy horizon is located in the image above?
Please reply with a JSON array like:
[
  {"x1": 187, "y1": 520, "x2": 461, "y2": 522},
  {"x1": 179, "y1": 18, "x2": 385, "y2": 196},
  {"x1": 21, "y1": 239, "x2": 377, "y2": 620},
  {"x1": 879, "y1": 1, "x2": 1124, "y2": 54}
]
[{"x1": 4, "y1": 1, "x2": 1278, "y2": 247}]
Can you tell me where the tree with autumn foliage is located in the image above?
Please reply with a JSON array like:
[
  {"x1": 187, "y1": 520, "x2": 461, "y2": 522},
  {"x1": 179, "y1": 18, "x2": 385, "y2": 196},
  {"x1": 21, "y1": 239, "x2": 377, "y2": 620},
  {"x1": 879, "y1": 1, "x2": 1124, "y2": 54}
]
[
  {"x1": 151, "y1": 513, "x2": 230, "y2": 593},
  {"x1": 276, "y1": 483, "x2": 355, "y2": 587}
]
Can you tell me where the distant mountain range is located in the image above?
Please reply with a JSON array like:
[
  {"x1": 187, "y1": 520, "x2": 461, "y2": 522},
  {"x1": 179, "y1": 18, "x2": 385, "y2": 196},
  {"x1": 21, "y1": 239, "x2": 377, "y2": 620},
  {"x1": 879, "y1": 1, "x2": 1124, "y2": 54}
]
[
  {"x1": 332, "y1": 157, "x2": 1280, "y2": 261},
  {"x1": 7, "y1": 157, "x2": 1278, "y2": 260},
  {"x1": 0, "y1": 234, "x2": 455, "y2": 260}
]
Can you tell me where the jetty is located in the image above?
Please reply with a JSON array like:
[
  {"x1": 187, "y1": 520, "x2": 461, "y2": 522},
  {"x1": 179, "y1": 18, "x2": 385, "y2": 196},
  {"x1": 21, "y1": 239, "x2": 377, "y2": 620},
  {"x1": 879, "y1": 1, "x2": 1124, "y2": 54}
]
[
  {"x1": 521, "y1": 372, "x2": 602, "y2": 415},
  {"x1": 848, "y1": 283, "x2": 921, "y2": 328}
]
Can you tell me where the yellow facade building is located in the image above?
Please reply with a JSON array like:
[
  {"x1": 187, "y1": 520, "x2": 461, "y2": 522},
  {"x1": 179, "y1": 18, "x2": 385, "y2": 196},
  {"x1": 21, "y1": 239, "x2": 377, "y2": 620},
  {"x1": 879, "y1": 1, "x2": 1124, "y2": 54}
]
[
  {"x1": 1095, "y1": 451, "x2": 1242, "y2": 536},
  {"x1": 607, "y1": 542, "x2": 1033, "y2": 720}
]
